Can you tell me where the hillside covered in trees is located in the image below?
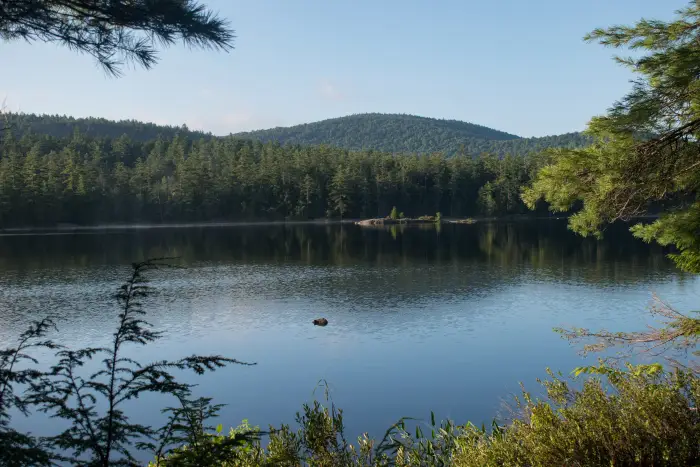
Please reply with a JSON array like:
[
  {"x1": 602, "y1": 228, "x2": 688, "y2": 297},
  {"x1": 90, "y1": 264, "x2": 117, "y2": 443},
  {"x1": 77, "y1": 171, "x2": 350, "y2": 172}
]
[
  {"x1": 0, "y1": 112, "x2": 588, "y2": 226},
  {"x1": 235, "y1": 113, "x2": 592, "y2": 156},
  {"x1": 0, "y1": 128, "x2": 554, "y2": 226},
  {"x1": 2, "y1": 112, "x2": 212, "y2": 142},
  {"x1": 3, "y1": 112, "x2": 591, "y2": 157}
]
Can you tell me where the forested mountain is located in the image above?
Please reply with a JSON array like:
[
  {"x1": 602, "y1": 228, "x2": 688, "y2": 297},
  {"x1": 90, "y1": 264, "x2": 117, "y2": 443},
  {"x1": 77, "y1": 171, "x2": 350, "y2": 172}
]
[
  {"x1": 235, "y1": 113, "x2": 592, "y2": 156},
  {"x1": 3, "y1": 112, "x2": 591, "y2": 156},
  {"x1": 0, "y1": 129, "x2": 553, "y2": 226},
  {"x1": 2, "y1": 112, "x2": 212, "y2": 142}
]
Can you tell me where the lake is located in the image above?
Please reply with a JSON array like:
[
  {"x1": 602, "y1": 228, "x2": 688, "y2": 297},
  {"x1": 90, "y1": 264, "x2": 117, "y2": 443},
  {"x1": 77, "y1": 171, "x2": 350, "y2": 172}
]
[{"x1": 1, "y1": 219, "x2": 698, "y2": 461}]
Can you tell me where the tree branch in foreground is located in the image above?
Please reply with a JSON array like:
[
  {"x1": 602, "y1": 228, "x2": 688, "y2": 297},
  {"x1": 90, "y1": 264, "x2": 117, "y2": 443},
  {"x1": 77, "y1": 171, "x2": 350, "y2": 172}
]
[
  {"x1": 0, "y1": 0, "x2": 235, "y2": 76},
  {"x1": 555, "y1": 294, "x2": 700, "y2": 373}
]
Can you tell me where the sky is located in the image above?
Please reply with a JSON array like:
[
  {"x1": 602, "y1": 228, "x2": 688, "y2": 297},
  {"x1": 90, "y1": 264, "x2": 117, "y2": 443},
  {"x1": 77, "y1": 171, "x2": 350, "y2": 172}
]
[{"x1": 0, "y1": 0, "x2": 689, "y2": 137}]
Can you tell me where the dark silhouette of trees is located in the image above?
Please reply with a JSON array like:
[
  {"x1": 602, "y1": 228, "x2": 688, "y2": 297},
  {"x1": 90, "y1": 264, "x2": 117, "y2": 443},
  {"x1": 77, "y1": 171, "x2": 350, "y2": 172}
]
[
  {"x1": 0, "y1": 0, "x2": 234, "y2": 75},
  {"x1": 0, "y1": 128, "x2": 556, "y2": 226}
]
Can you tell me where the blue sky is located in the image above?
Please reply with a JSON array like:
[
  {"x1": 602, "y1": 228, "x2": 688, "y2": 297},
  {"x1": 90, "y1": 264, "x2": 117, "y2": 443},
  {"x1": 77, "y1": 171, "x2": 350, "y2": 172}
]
[{"x1": 0, "y1": 0, "x2": 687, "y2": 137}]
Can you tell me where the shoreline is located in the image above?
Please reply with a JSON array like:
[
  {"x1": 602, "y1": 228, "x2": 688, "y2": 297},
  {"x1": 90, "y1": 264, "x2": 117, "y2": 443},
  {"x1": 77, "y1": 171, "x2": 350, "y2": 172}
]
[
  {"x1": 0, "y1": 216, "x2": 546, "y2": 234},
  {"x1": 0, "y1": 214, "x2": 661, "y2": 235}
]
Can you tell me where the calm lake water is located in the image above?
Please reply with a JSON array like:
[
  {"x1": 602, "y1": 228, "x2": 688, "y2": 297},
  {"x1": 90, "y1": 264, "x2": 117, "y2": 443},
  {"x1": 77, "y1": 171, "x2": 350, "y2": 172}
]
[{"x1": 1, "y1": 220, "x2": 698, "y2": 461}]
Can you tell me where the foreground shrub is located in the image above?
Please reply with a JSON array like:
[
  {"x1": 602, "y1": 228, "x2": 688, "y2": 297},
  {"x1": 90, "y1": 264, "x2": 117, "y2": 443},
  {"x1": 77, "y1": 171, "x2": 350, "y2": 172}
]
[
  {"x1": 0, "y1": 259, "x2": 255, "y2": 466},
  {"x1": 153, "y1": 364, "x2": 700, "y2": 466},
  {"x1": 453, "y1": 364, "x2": 700, "y2": 467}
]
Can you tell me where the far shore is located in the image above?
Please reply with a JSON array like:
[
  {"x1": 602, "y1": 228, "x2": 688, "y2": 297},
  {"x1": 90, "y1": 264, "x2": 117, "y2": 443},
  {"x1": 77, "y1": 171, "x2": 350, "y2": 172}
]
[{"x1": 0, "y1": 214, "x2": 661, "y2": 235}]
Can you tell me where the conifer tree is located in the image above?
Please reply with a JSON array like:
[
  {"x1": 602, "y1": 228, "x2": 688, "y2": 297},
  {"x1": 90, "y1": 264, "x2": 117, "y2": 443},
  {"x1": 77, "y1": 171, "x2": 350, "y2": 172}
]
[
  {"x1": 329, "y1": 166, "x2": 352, "y2": 220},
  {"x1": 523, "y1": 1, "x2": 700, "y2": 366},
  {"x1": 0, "y1": 0, "x2": 234, "y2": 76},
  {"x1": 390, "y1": 206, "x2": 398, "y2": 220}
]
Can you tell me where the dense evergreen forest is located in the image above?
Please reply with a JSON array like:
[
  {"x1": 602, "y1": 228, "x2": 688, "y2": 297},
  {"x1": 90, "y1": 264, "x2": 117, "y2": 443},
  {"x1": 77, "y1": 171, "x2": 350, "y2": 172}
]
[
  {"x1": 0, "y1": 126, "x2": 554, "y2": 226},
  {"x1": 236, "y1": 113, "x2": 593, "y2": 156},
  {"x1": 5, "y1": 112, "x2": 591, "y2": 157},
  {"x1": 3, "y1": 112, "x2": 212, "y2": 142}
]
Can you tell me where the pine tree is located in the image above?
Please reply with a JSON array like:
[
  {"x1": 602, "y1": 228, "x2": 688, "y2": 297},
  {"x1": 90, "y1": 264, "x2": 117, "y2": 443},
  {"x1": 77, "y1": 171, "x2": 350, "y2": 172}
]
[
  {"x1": 329, "y1": 167, "x2": 352, "y2": 220},
  {"x1": 522, "y1": 1, "x2": 700, "y2": 367},
  {"x1": 390, "y1": 206, "x2": 399, "y2": 220},
  {"x1": 297, "y1": 174, "x2": 316, "y2": 218},
  {"x1": 21, "y1": 146, "x2": 42, "y2": 221},
  {"x1": 477, "y1": 182, "x2": 496, "y2": 216},
  {"x1": 1, "y1": 0, "x2": 235, "y2": 76}
]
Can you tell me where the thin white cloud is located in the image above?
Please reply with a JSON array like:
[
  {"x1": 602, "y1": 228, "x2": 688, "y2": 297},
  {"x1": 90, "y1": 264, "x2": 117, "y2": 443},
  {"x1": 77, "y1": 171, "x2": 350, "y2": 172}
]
[{"x1": 318, "y1": 79, "x2": 344, "y2": 101}]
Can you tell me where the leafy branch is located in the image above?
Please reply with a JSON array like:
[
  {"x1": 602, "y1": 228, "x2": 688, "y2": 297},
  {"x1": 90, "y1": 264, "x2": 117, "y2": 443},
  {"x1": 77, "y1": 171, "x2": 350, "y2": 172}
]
[
  {"x1": 1, "y1": 257, "x2": 255, "y2": 466},
  {"x1": 555, "y1": 294, "x2": 699, "y2": 373},
  {"x1": 0, "y1": 317, "x2": 60, "y2": 466}
]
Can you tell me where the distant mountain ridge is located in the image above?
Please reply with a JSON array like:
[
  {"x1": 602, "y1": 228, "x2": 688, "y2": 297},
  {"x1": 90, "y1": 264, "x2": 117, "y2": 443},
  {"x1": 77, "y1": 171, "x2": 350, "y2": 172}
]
[
  {"x1": 2, "y1": 112, "x2": 591, "y2": 156},
  {"x1": 234, "y1": 113, "x2": 592, "y2": 156},
  {"x1": 2, "y1": 112, "x2": 212, "y2": 142},
  {"x1": 236, "y1": 113, "x2": 522, "y2": 144}
]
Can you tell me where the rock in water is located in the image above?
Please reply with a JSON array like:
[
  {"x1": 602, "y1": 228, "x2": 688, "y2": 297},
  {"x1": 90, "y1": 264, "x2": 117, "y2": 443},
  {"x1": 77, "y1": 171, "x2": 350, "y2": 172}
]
[{"x1": 313, "y1": 318, "x2": 328, "y2": 326}]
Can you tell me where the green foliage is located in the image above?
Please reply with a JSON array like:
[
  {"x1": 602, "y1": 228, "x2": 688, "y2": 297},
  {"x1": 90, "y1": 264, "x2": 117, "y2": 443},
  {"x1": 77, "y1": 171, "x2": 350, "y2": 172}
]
[
  {"x1": 0, "y1": 259, "x2": 254, "y2": 466},
  {"x1": 0, "y1": 0, "x2": 234, "y2": 76},
  {"x1": 151, "y1": 385, "x2": 377, "y2": 466},
  {"x1": 236, "y1": 113, "x2": 592, "y2": 157},
  {"x1": 435, "y1": 212, "x2": 442, "y2": 223},
  {"x1": 153, "y1": 381, "x2": 467, "y2": 466},
  {"x1": 3, "y1": 113, "x2": 212, "y2": 142},
  {"x1": 3, "y1": 113, "x2": 592, "y2": 156},
  {"x1": 451, "y1": 365, "x2": 700, "y2": 467},
  {"x1": 329, "y1": 166, "x2": 353, "y2": 219},
  {"x1": 151, "y1": 365, "x2": 700, "y2": 466},
  {"x1": 556, "y1": 296, "x2": 700, "y2": 371},
  {"x1": 390, "y1": 206, "x2": 399, "y2": 220},
  {"x1": 0, "y1": 318, "x2": 58, "y2": 466},
  {"x1": 631, "y1": 204, "x2": 700, "y2": 275},
  {"x1": 477, "y1": 181, "x2": 497, "y2": 216},
  {"x1": 523, "y1": 2, "x2": 700, "y2": 275},
  {"x1": 523, "y1": 1, "x2": 700, "y2": 368},
  {"x1": 149, "y1": 401, "x2": 261, "y2": 466},
  {"x1": 0, "y1": 128, "x2": 553, "y2": 226}
]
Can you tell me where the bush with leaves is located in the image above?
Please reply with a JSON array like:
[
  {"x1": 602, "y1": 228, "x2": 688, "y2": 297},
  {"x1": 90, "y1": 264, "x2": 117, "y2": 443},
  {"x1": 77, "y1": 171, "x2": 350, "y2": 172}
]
[
  {"x1": 150, "y1": 364, "x2": 700, "y2": 466},
  {"x1": 453, "y1": 364, "x2": 700, "y2": 467},
  {"x1": 0, "y1": 259, "x2": 255, "y2": 466},
  {"x1": 389, "y1": 207, "x2": 399, "y2": 220}
]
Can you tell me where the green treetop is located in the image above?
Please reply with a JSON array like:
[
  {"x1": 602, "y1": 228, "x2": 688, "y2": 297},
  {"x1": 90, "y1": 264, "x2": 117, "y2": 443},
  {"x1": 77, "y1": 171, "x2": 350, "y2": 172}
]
[{"x1": 523, "y1": 1, "x2": 700, "y2": 368}]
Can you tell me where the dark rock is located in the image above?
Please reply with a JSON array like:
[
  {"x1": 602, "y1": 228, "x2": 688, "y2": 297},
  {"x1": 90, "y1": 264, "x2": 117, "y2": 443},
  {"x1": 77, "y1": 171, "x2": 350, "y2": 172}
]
[{"x1": 313, "y1": 318, "x2": 328, "y2": 326}]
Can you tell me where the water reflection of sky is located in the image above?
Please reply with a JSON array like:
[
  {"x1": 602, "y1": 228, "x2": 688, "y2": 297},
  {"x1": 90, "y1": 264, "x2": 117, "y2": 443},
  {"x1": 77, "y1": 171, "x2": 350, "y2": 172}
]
[{"x1": 1, "y1": 221, "x2": 698, "y2": 463}]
